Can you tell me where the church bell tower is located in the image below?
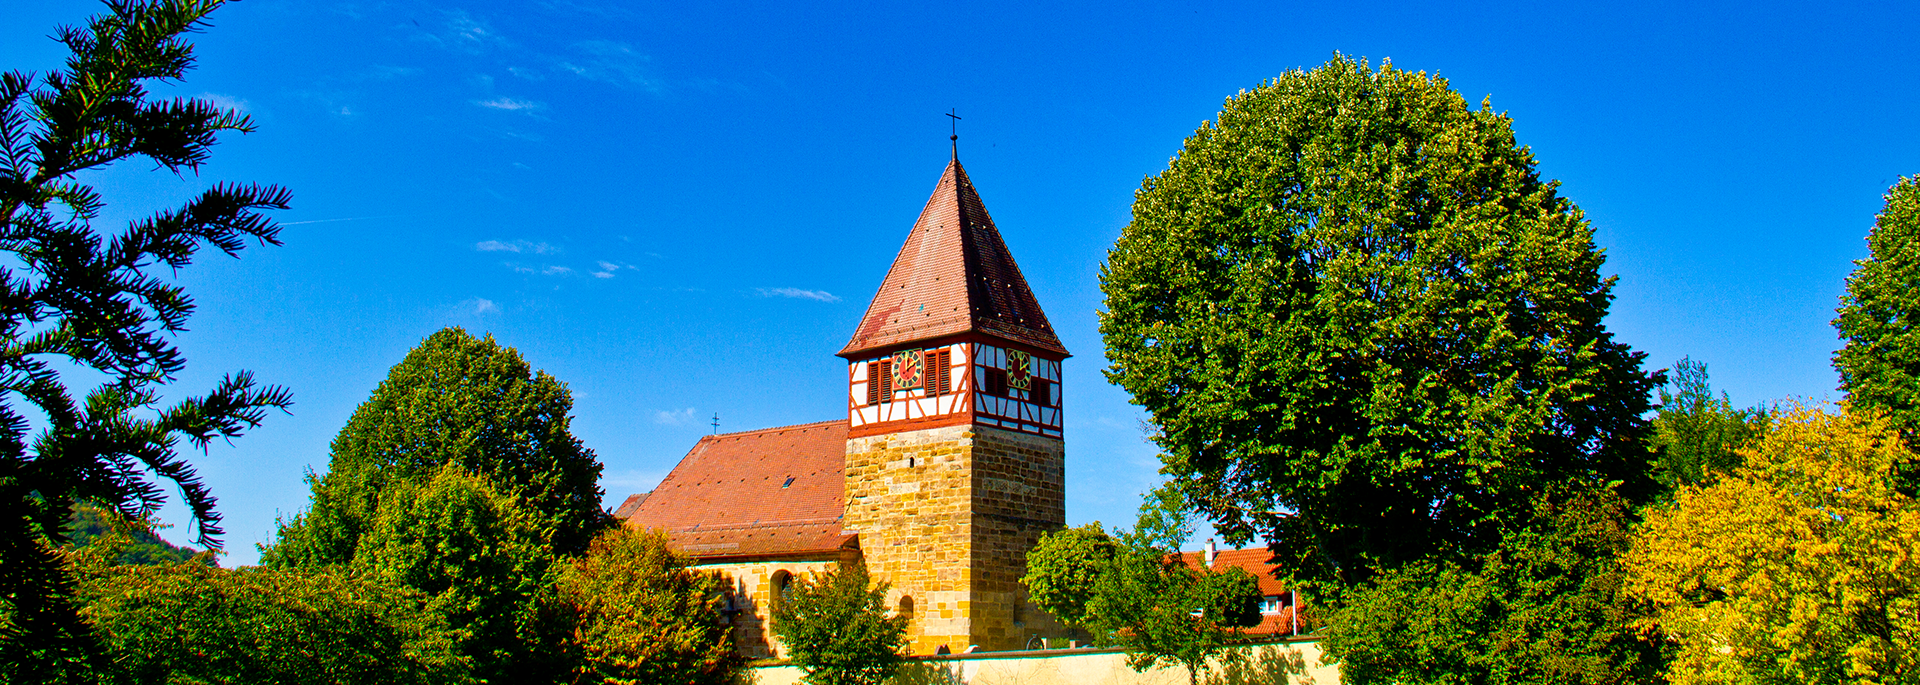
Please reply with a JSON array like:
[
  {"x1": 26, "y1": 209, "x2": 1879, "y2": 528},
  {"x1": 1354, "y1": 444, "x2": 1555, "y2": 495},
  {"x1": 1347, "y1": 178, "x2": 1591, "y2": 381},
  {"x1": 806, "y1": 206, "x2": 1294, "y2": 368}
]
[{"x1": 839, "y1": 149, "x2": 1069, "y2": 654}]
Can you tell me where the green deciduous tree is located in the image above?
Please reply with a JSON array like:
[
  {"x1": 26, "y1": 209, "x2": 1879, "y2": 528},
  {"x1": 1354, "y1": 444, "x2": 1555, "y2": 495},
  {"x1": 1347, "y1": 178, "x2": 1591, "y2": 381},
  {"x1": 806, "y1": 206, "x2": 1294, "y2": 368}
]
[
  {"x1": 1650, "y1": 357, "x2": 1769, "y2": 490},
  {"x1": 1024, "y1": 492, "x2": 1263, "y2": 684},
  {"x1": 268, "y1": 327, "x2": 605, "y2": 567},
  {"x1": 1093, "y1": 540, "x2": 1264, "y2": 684},
  {"x1": 1323, "y1": 486, "x2": 1666, "y2": 685},
  {"x1": 75, "y1": 562, "x2": 470, "y2": 685},
  {"x1": 55, "y1": 513, "x2": 467, "y2": 685},
  {"x1": 266, "y1": 329, "x2": 604, "y2": 683},
  {"x1": 770, "y1": 562, "x2": 907, "y2": 685},
  {"x1": 555, "y1": 527, "x2": 740, "y2": 685},
  {"x1": 1625, "y1": 403, "x2": 1920, "y2": 684},
  {"x1": 1099, "y1": 55, "x2": 1657, "y2": 591},
  {"x1": 65, "y1": 503, "x2": 204, "y2": 567},
  {"x1": 352, "y1": 464, "x2": 568, "y2": 684},
  {"x1": 1835, "y1": 176, "x2": 1920, "y2": 489},
  {"x1": 1022, "y1": 522, "x2": 1118, "y2": 630},
  {"x1": 0, "y1": 1, "x2": 290, "y2": 678}
]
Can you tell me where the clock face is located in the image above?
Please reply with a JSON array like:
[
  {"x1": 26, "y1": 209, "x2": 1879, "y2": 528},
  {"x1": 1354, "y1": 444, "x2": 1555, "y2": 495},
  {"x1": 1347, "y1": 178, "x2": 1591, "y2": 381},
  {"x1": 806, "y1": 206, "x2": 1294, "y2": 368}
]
[
  {"x1": 891, "y1": 349, "x2": 924, "y2": 390},
  {"x1": 1005, "y1": 349, "x2": 1032, "y2": 390}
]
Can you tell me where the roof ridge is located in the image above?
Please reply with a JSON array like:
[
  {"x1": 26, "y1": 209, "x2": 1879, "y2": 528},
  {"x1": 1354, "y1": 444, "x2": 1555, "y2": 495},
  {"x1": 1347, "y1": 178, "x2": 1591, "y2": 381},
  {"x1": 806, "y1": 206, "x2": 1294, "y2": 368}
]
[
  {"x1": 661, "y1": 518, "x2": 843, "y2": 533},
  {"x1": 703, "y1": 418, "x2": 848, "y2": 440}
]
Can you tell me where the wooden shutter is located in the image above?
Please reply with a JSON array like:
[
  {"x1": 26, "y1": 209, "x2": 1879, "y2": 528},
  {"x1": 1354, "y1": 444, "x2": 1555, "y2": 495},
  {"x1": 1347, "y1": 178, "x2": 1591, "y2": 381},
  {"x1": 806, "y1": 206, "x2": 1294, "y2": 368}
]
[
  {"x1": 866, "y1": 361, "x2": 880, "y2": 405},
  {"x1": 985, "y1": 367, "x2": 1007, "y2": 396},
  {"x1": 1032, "y1": 378, "x2": 1053, "y2": 407},
  {"x1": 930, "y1": 349, "x2": 951, "y2": 396},
  {"x1": 878, "y1": 357, "x2": 894, "y2": 402}
]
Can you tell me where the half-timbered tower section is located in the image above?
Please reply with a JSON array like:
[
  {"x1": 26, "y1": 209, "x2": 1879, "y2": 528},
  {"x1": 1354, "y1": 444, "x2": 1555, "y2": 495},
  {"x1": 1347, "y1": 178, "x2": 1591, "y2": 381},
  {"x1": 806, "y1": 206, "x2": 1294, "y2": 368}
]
[{"x1": 839, "y1": 154, "x2": 1070, "y2": 654}]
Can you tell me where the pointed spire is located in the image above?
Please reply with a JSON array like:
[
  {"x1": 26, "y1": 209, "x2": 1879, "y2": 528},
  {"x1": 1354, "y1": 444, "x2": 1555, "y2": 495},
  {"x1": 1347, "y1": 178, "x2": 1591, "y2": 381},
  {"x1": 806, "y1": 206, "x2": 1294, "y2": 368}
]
[{"x1": 839, "y1": 158, "x2": 1067, "y2": 359}]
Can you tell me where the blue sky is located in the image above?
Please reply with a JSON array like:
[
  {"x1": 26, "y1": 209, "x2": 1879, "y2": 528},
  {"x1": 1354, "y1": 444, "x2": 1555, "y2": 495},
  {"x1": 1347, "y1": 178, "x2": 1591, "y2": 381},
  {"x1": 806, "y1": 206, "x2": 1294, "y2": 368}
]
[{"x1": 3, "y1": 0, "x2": 1916, "y2": 564}]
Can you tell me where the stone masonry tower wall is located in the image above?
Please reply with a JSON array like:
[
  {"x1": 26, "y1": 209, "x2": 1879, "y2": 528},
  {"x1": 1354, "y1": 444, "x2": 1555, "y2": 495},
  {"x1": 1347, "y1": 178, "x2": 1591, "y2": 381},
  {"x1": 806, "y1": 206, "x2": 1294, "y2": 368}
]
[
  {"x1": 844, "y1": 423, "x2": 1066, "y2": 653},
  {"x1": 838, "y1": 154, "x2": 1072, "y2": 654}
]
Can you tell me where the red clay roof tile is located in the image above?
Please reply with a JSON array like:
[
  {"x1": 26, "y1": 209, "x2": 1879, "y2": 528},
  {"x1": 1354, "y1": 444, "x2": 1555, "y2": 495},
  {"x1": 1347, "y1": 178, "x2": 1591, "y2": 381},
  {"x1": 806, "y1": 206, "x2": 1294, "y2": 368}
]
[
  {"x1": 611, "y1": 492, "x2": 650, "y2": 520},
  {"x1": 839, "y1": 158, "x2": 1067, "y2": 358},
  {"x1": 623, "y1": 420, "x2": 850, "y2": 559},
  {"x1": 1177, "y1": 548, "x2": 1305, "y2": 636}
]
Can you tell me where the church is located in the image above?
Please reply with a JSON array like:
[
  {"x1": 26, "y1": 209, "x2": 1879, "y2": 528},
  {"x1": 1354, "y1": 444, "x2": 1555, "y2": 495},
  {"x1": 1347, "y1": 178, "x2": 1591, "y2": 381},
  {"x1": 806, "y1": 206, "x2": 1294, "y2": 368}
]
[{"x1": 617, "y1": 145, "x2": 1073, "y2": 657}]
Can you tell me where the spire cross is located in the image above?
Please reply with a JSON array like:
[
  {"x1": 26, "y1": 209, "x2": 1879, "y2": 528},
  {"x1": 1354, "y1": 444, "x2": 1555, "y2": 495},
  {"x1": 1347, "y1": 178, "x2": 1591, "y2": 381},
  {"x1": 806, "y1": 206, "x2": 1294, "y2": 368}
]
[
  {"x1": 711, "y1": 412, "x2": 720, "y2": 435},
  {"x1": 946, "y1": 108, "x2": 961, "y2": 158}
]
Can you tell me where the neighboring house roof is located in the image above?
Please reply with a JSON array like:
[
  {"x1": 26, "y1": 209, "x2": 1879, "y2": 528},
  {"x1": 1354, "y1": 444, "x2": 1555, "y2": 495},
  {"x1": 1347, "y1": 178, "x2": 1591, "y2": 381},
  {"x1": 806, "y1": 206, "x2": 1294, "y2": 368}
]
[
  {"x1": 610, "y1": 492, "x2": 649, "y2": 520},
  {"x1": 838, "y1": 156, "x2": 1067, "y2": 358},
  {"x1": 1178, "y1": 547, "x2": 1304, "y2": 636},
  {"x1": 623, "y1": 420, "x2": 853, "y2": 560}
]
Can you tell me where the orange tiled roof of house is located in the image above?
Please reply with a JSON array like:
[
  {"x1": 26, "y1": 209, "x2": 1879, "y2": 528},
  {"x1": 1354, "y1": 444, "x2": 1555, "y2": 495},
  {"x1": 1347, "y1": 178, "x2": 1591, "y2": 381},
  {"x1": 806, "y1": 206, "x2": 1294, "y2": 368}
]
[
  {"x1": 623, "y1": 420, "x2": 854, "y2": 560},
  {"x1": 838, "y1": 157, "x2": 1067, "y2": 358},
  {"x1": 1178, "y1": 546, "x2": 1305, "y2": 637}
]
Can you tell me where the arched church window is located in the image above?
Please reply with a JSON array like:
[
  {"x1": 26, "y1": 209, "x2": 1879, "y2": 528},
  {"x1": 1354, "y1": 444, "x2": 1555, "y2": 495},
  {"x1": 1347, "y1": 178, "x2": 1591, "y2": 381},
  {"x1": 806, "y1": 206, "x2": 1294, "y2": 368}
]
[
  {"x1": 771, "y1": 570, "x2": 793, "y2": 610},
  {"x1": 897, "y1": 595, "x2": 915, "y2": 620}
]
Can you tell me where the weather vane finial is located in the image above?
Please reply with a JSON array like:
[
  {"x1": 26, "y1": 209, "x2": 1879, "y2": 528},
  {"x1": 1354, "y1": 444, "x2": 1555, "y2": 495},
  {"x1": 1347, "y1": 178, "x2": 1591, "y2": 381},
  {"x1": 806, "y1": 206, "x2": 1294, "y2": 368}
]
[{"x1": 945, "y1": 108, "x2": 961, "y2": 159}]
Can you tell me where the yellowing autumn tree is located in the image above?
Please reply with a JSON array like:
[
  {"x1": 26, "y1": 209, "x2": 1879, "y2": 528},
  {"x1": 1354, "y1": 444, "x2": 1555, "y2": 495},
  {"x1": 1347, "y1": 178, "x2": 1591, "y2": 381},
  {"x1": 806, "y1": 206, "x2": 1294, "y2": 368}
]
[{"x1": 1625, "y1": 403, "x2": 1920, "y2": 684}]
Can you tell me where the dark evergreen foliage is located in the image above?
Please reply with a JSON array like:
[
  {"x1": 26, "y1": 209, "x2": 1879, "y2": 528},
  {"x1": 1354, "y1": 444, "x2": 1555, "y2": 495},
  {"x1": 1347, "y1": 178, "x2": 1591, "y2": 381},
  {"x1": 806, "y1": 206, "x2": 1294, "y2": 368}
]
[{"x1": 0, "y1": 1, "x2": 289, "y2": 679}]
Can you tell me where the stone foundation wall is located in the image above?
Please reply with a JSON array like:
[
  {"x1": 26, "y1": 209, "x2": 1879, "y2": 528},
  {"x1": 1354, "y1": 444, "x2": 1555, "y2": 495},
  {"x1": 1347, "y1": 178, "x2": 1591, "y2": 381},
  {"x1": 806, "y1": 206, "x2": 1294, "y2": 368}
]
[
  {"x1": 749, "y1": 640, "x2": 1342, "y2": 685},
  {"x1": 845, "y1": 424, "x2": 1068, "y2": 654},
  {"x1": 692, "y1": 559, "x2": 840, "y2": 659}
]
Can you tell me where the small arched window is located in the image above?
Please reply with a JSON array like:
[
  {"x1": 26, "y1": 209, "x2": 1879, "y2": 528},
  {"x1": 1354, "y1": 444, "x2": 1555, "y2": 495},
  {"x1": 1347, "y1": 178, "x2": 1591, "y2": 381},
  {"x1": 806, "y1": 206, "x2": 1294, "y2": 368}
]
[
  {"x1": 897, "y1": 595, "x2": 915, "y2": 621},
  {"x1": 771, "y1": 570, "x2": 794, "y2": 610}
]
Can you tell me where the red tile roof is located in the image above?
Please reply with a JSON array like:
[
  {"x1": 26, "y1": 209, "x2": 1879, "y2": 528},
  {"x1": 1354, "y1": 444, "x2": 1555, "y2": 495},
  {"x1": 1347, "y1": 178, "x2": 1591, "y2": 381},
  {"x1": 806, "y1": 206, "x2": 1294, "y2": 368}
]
[
  {"x1": 623, "y1": 420, "x2": 853, "y2": 560},
  {"x1": 839, "y1": 157, "x2": 1068, "y2": 358},
  {"x1": 1177, "y1": 547, "x2": 1305, "y2": 636},
  {"x1": 611, "y1": 492, "x2": 650, "y2": 520}
]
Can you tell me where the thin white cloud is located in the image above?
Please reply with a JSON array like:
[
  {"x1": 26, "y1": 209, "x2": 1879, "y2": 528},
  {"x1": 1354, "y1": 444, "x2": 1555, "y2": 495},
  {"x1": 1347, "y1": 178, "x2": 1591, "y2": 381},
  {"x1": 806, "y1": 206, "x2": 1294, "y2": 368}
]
[
  {"x1": 475, "y1": 97, "x2": 545, "y2": 112},
  {"x1": 418, "y1": 10, "x2": 512, "y2": 54},
  {"x1": 654, "y1": 407, "x2": 698, "y2": 425},
  {"x1": 758, "y1": 287, "x2": 840, "y2": 302},
  {"x1": 557, "y1": 40, "x2": 662, "y2": 92},
  {"x1": 475, "y1": 240, "x2": 558, "y2": 254},
  {"x1": 198, "y1": 92, "x2": 250, "y2": 113},
  {"x1": 460, "y1": 297, "x2": 499, "y2": 315},
  {"x1": 590, "y1": 260, "x2": 634, "y2": 278},
  {"x1": 542, "y1": 265, "x2": 573, "y2": 276}
]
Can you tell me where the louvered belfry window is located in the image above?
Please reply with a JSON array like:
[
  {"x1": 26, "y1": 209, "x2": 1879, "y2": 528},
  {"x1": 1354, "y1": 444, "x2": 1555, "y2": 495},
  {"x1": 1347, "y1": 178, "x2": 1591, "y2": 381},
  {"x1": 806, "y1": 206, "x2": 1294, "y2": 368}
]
[
  {"x1": 927, "y1": 348, "x2": 952, "y2": 396},
  {"x1": 877, "y1": 357, "x2": 894, "y2": 402},
  {"x1": 866, "y1": 361, "x2": 881, "y2": 405}
]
